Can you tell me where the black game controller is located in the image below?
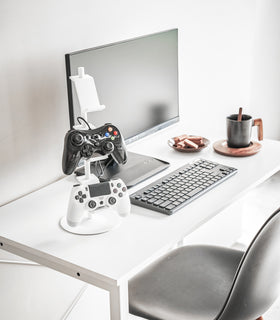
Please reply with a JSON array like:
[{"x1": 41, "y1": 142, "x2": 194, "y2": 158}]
[{"x1": 62, "y1": 123, "x2": 127, "y2": 175}]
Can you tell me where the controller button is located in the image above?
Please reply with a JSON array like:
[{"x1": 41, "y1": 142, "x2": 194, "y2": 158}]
[
  {"x1": 118, "y1": 193, "x2": 123, "y2": 198},
  {"x1": 88, "y1": 200, "x2": 96, "y2": 209},
  {"x1": 108, "y1": 197, "x2": 117, "y2": 205},
  {"x1": 122, "y1": 187, "x2": 127, "y2": 192},
  {"x1": 113, "y1": 188, "x2": 118, "y2": 193},
  {"x1": 111, "y1": 136, "x2": 115, "y2": 141},
  {"x1": 113, "y1": 131, "x2": 118, "y2": 136},
  {"x1": 117, "y1": 183, "x2": 122, "y2": 188},
  {"x1": 79, "y1": 198, "x2": 84, "y2": 203},
  {"x1": 105, "y1": 132, "x2": 110, "y2": 137},
  {"x1": 82, "y1": 194, "x2": 87, "y2": 199},
  {"x1": 78, "y1": 191, "x2": 83, "y2": 196},
  {"x1": 94, "y1": 141, "x2": 100, "y2": 147},
  {"x1": 75, "y1": 195, "x2": 79, "y2": 200},
  {"x1": 108, "y1": 127, "x2": 113, "y2": 132},
  {"x1": 100, "y1": 201, "x2": 104, "y2": 205}
]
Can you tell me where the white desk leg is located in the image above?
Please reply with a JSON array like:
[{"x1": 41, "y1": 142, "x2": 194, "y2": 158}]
[{"x1": 109, "y1": 280, "x2": 129, "y2": 320}]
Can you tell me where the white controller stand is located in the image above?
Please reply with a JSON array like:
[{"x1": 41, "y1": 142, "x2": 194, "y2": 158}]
[
  {"x1": 60, "y1": 156, "x2": 131, "y2": 235},
  {"x1": 60, "y1": 67, "x2": 130, "y2": 235}
]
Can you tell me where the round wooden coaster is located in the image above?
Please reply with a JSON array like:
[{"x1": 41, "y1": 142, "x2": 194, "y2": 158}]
[{"x1": 213, "y1": 140, "x2": 262, "y2": 157}]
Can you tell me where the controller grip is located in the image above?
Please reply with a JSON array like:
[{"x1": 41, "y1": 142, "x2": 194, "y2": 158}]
[
  {"x1": 66, "y1": 188, "x2": 87, "y2": 226},
  {"x1": 62, "y1": 149, "x2": 81, "y2": 175},
  {"x1": 117, "y1": 193, "x2": 131, "y2": 217},
  {"x1": 112, "y1": 143, "x2": 128, "y2": 165},
  {"x1": 62, "y1": 133, "x2": 82, "y2": 175}
]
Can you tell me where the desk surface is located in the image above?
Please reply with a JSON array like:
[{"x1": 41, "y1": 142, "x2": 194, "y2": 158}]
[{"x1": 1, "y1": 123, "x2": 280, "y2": 288}]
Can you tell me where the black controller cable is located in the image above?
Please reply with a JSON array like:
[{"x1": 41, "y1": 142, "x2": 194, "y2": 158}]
[
  {"x1": 93, "y1": 157, "x2": 115, "y2": 179},
  {"x1": 77, "y1": 116, "x2": 91, "y2": 130}
]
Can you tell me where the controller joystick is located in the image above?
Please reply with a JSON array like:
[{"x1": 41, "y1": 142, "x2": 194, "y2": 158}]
[
  {"x1": 66, "y1": 178, "x2": 131, "y2": 227},
  {"x1": 62, "y1": 123, "x2": 127, "y2": 175},
  {"x1": 103, "y1": 141, "x2": 114, "y2": 152},
  {"x1": 71, "y1": 133, "x2": 84, "y2": 146}
]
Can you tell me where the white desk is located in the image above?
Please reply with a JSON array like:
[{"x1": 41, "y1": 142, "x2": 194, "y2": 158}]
[{"x1": 1, "y1": 124, "x2": 280, "y2": 320}]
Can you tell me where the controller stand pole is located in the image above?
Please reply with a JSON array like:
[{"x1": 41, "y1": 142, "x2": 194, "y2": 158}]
[
  {"x1": 61, "y1": 155, "x2": 122, "y2": 235},
  {"x1": 75, "y1": 155, "x2": 107, "y2": 185}
]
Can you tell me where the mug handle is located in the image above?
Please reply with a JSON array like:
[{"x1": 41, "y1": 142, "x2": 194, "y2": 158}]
[{"x1": 253, "y1": 118, "x2": 263, "y2": 141}]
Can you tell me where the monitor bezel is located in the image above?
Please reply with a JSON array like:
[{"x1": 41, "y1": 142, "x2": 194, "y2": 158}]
[{"x1": 65, "y1": 28, "x2": 179, "y2": 144}]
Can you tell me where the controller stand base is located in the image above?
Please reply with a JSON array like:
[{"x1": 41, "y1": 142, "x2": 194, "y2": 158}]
[{"x1": 60, "y1": 208, "x2": 121, "y2": 235}]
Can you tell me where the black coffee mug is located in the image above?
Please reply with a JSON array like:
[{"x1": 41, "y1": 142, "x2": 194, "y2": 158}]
[{"x1": 226, "y1": 114, "x2": 263, "y2": 148}]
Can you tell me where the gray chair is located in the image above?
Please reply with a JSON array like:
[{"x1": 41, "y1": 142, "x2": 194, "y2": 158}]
[{"x1": 129, "y1": 208, "x2": 280, "y2": 320}]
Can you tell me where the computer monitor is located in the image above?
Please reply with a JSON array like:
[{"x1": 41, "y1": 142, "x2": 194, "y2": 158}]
[{"x1": 65, "y1": 29, "x2": 179, "y2": 187}]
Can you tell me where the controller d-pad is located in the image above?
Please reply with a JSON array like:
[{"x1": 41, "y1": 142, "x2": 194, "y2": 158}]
[
  {"x1": 81, "y1": 144, "x2": 94, "y2": 158},
  {"x1": 108, "y1": 197, "x2": 116, "y2": 205},
  {"x1": 75, "y1": 192, "x2": 87, "y2": 203}
]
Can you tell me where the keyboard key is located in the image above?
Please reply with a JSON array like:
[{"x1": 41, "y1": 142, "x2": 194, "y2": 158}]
[
  {"x1": 166, "y1": 204, "x2": 176, "y2": 210},
  {"x1": 153, "y1": 199, "x2": 164, "y2": 206},
  {"x1": 187, "y1": 187, "x2": 203, "y2": 197},
  {"x1": 159, "y1": 200, "x2": 172, "y2": 208},
  {"x1": 147, "y1": 198, "x2": 157, "y2": 204}
]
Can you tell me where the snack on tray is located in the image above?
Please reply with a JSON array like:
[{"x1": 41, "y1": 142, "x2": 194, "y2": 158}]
[
  {"x1": 183, "y1": 138, "x2": 199, "y2": 149},
  {"x1": 173, "y1": 134, "x2": 205, "y2": 149}
]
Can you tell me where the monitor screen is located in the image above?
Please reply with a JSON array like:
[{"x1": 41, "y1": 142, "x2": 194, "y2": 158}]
[{"x1": 65, "y1": 29, "x2": 179, "y2": 144}]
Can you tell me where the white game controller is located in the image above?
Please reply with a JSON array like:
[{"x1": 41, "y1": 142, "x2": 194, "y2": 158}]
[{"x1": 66, "y1": 178, "x2": 131, "y2": 228}]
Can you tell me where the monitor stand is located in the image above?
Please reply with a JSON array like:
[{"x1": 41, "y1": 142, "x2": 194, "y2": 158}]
[{"x1": 74, "y1": 152, "x2": 170, "y2": 188}]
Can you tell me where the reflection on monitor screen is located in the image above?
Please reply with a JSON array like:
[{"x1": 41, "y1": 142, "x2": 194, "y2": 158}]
[{"x1": 65, "y1": 29, "x2": 179, "y2": 144}]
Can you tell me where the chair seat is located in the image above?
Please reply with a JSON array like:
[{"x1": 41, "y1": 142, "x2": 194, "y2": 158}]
[{"x1": 129, "y1": 245, "x2": 244, "y2": 320}]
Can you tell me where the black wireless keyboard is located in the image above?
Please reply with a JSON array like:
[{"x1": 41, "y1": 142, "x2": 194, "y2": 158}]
[{"x1": 130, "y1": 159, "x2": 237, "y2": 215}]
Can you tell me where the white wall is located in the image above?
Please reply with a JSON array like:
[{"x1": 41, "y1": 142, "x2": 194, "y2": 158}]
[
  {"x1": 1, "y1": 0, "x2": 257, "y2": 205},
  {"x1": 250, "y1": 0, "x2": 280, "y2": 139}
]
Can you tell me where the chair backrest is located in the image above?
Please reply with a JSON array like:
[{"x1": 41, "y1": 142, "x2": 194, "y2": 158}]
[{"x1": 217, "y1": 207, "x2": 280, "y2": 320}]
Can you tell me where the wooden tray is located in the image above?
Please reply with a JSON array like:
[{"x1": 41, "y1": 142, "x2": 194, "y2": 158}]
[
  {"x1": 168, "y1": 137, "x2": 210, "y2": 153},
  {"x1": 213, "y1": 140, "x2": 262, "y2": 157}
]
